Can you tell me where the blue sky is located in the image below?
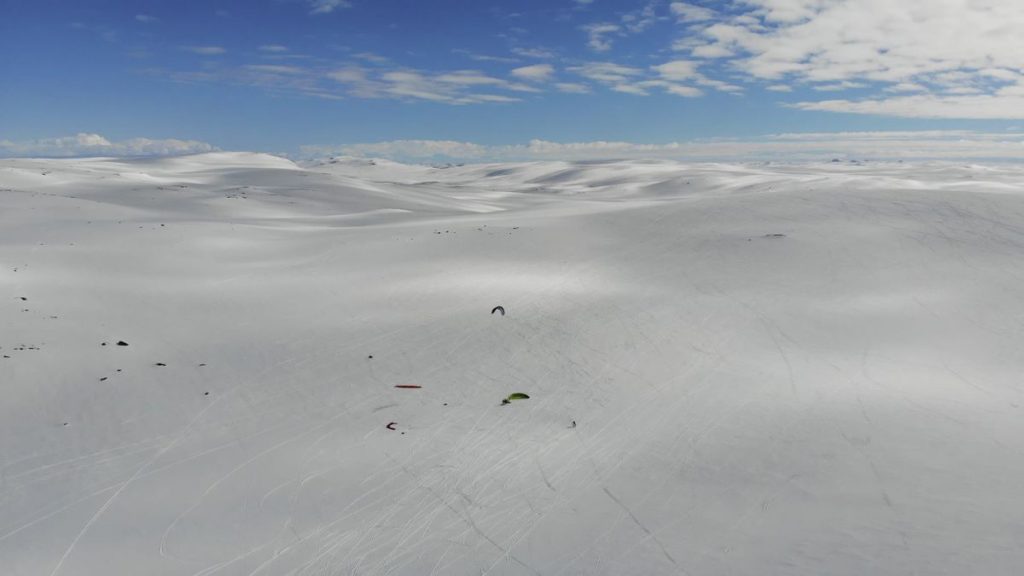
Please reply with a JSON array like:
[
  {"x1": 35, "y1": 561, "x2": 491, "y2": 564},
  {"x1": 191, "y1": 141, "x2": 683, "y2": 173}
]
[{"x1": 3, "y1": 0, "x2": 1024, "y2": 160}]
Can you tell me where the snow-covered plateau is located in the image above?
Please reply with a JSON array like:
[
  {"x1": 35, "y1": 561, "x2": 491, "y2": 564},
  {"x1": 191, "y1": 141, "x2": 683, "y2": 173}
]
[{"x1": 3, "y1": 153, "x2": 1024, "y2": 575}]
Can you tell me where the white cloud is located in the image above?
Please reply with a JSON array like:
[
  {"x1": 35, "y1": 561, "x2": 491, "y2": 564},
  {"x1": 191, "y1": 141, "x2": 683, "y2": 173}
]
[
  {"x1": 632, "y1": 80, "x2": 703, "y2": 97},
  {"x1": 300, "y1": 131, "x2": 1024, "y2": 162},
  {"x1": 621, "y1": 3, "x2": 661, "y2": 33},
  {"x1": 511, "y1": 64, "x2": 555, "y2": 82},
  {"x1": 135, "y1": 14, "x2": 158, "y2": 23},
  {"x1": 652, "y1": 60, "x2": 699, "y2": 81},
  {"x1": 612, "y1": 83, "x2": 650, "y2": 96},
  {"x1": 511, "y1": 47, "x2": 556, "y2": 59},
  {"x1": 663, "y1": 83, "x2": 703, "y2": 97},
  {"x1": 670, "y1": 2, "x2": 715, "y2": 22},
  {"x1": 259, "y1": 45, "x2": 289, "y2": 53},
  {"x1": 792, "y1": 94, "x2": 1024, "y2": 119},
  {"x1": 689, "y1": 44, "x2": 734, "y2": 58},
  {"x1": 568, "y1": 61, "x2": 710, "y2": 98},
  {"x1": 556, "y1": 82, "x2": 591, "y2": 94},
  {"x1": 813, "y1": 81, "x2": 867, "y2": 92},
  {"x1": 308, "y1": 0, "x2": 351, "y2": 14},
  {"x1": 435, "y1": 70, "x2": 511, "y2": 87},
  {"x1": 244, "y1": 64, "x2": 304, "y2": 75},
  {"x1": 582, "y1": 3, "x2": 668, "y2": 52},
  {"x1": 570, "y1": 62, "x2": 643, "y2": 85},
  {"x1": 0, "y1": 133, "x2": 216, "y2": 158},
  {"x1": 182, "y1": 45, "x2": 226, "y2": 55},
  {"x1": 886, "y1": 82, "x2": 927, "y2": 93},
  {"x1": 583, "y1": 23, "x2": 620, "y2": 52},
  {"x1": 454, "y1": 50, "x2": 519, "y2": 64},
  {"x1": 327, "y1": 66, "x2": 529, "y2": 104},
  {"x1": 689, "y1": 0, "x2": 1024, "y2": 118}
]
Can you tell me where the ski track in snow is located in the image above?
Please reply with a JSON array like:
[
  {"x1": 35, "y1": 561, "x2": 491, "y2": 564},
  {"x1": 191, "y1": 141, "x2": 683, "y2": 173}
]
[{"x1": 3, "y1": 154, "x2": 1024, "y2": 575}]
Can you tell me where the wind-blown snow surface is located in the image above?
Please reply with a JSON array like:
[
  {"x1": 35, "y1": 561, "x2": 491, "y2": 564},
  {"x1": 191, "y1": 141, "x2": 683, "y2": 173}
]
[{"x1": 3, "y1": 153, "x2": 1024, "y2": 575}]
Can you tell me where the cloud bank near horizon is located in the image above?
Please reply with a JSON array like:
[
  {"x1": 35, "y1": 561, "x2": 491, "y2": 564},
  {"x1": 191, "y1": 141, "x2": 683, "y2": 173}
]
[
  {"x1": 0, "y1": 133, "x2": 216, "y2": 158},
  {"x1": 302, "y1": 131, "x2": 1024, "y2": 162},
  {"x1": 4, "y1": 131, "x2": 1024, "y2": 162}
]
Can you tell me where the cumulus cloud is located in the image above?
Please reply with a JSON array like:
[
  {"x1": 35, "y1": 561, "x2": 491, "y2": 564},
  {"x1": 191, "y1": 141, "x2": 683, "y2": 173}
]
[
  {"x1": 510, "y1": 64, "x2": 555, "y2": 82},
  {"x1": 300, "y1": 131, "x2": 1024, "y2": 162},
  {"x1": 259, "y1": 44, "x2": 289, "y2": 53},
  {"x1": 688, "y1": 0, "x2": 1024, "y2": 118},
  {"x1": 670, "y1": 2, "x2": 715, "y2": 22},
  {"x1": 652, "y1": 60, "x2": 699, "y2": 81},
  {"x1": 135, "y1": 14, "x2": 158, "y2": 23},
  {"x1": 0, "y1": 133, "x2": 216, "y2": 158}
]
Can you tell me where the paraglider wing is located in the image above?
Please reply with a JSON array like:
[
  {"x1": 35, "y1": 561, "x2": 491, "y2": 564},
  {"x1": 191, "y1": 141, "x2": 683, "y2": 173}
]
[
  {"x1": 501, "y1": 392, "x2": 530, "y2": 405},
  {"x1": 491, "y1": 306, "x2": 505, "y2": 316}
]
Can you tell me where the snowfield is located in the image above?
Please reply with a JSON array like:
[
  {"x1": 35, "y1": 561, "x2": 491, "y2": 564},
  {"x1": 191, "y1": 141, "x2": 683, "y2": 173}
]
[{"x1": 3, "y1": 153, "x2": 1024, "y2": 575}]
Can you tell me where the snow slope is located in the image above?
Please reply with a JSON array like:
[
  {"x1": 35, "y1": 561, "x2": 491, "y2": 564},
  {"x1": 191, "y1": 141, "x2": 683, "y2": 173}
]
[{"x1": 3, "y1": 154, "x2": 1024, "y2": 575}]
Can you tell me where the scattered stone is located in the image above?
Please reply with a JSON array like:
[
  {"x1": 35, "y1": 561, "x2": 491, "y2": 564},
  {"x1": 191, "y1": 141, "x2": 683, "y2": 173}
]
[{"x1": 116, "y1": 341, "x2": 128, "y2": 346}]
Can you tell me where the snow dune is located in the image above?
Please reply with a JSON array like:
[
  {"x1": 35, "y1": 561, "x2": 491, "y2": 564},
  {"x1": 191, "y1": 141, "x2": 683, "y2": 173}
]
[{"x1": 3, "y1": 153, "x2": 1024, "y2": 575}]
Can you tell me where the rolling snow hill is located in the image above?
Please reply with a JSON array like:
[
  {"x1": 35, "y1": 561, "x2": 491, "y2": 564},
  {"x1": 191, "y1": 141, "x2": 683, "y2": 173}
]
[{"x1": 3, "y1": 153, "x2": 1024, "y2": 575}]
